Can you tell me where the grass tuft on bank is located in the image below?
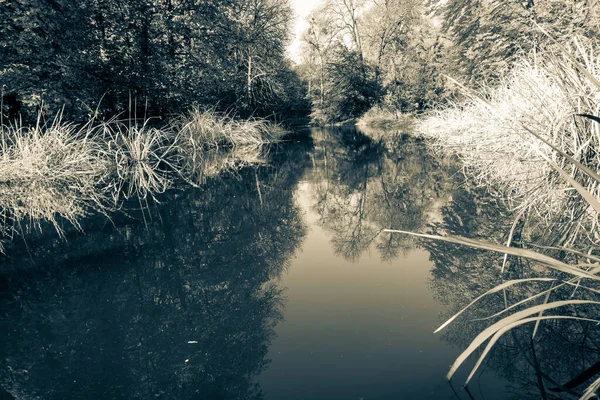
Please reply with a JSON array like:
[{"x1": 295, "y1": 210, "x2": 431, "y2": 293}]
[
  {"x1": 0, "y1": 108, "x2": 283, "y2": 245},
  {"x1": 0, "y1": 114, "x2": 110, "y2": 236},
  {"x1": 357, "y1": 106, "x2": 412, "y2": 130},
  {"x1": 170, "y1": 108, "x2": 285, "y2": 182},
  {"x1": 417, "y1": 45, "x2": 600, "y2": 240},
  {"x1": 107, "y1": 119, "x2": 177, "y2": 202}
]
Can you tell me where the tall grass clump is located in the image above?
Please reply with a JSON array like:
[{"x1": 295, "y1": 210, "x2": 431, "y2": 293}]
[
  {"x1": 106, "y1": 119, "x2": 178, "y2": 202},
  {"x1": 0, "y1": 106, "x2": 285, "y2": 250},
  {"x1": 387, "y1": 34, "x2": 600, "y2": 398},
  {"x1": 417, "y1": 40, "x2": 600, "y2": 242},
  {"x1": 357, "y1": 106, "x2": 412, "y2": 130},
  {"x1": 170, "y1": 107, "x2": 285, "y2": 182},
  {"x1": 0, "y1": 114, "x2": 109, "y2": 237}
]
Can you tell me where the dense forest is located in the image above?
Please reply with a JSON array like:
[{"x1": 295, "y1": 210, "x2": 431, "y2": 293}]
[
  {"x1": 0, "y1": 0, "x2": 309, "y2": 123},
  {"x1": 4, "y1": 0, "x2": 600, "y2": 125},
  {"x1": 298, "y1": 0, "x2": 600, "y2": 123}
]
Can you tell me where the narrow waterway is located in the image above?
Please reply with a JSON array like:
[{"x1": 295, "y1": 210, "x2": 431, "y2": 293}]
[
  {"x1": 0, "y1": 127, "x2": 587, "y2": 399},
  {"x1": 257, "y1": 128, "x2": 510, "y2": 399}
]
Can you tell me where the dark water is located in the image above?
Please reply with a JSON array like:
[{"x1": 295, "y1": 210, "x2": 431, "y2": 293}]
[{"x1": 0, "y1": 127, "x2": 597, "y2": 399}]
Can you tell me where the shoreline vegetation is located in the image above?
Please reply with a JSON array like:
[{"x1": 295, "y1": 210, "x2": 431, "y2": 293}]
[
  {"x1": 356, "y1": 35, "x2": 600, "y2": 247},
  {"x1": 0, "y1": 108, "x2": 285, "y2": 251},
  {"x1": 416, "y1": 41, "x2": 600, "y2": 244},
  {"x1": 356, "y1": 107, "x2": 411, "y2": 129},
  {"x1": 381, "y1": 35, "x2": 600, "y2": 395}
]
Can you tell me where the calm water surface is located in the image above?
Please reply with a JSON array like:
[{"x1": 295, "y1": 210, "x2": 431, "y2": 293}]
[{"x1": 0, "y1": 127, "x2": 589, "y2": 399}]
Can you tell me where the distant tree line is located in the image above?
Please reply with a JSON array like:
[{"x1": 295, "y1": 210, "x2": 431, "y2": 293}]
[
  {"x1": 299, "y1": 0, "x2": 600, "y2": 124},
  {"x1": 299, "y1": 0, "x2": 445, "y2": 123},
  {"x1": 0, "y1": 0, "x2": 310, "y2": 123}
]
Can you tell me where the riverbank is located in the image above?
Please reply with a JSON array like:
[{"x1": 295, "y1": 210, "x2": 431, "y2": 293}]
[
  {"x1": 0, "y1": 108, "x2": 285, "y2": 250},
  {"x1": 391, "y1": 46, "x2": 600, "y2": 246},
  {"x1": 309, "y1": 107, "x2": 414, "y2": 132},
  {"x1": 378, "y1": 42, "x2": 600, "y2": 394},
  {"x1": 419, "y1": 54, "x2": 599, "y2": 242},
  {"x1": 356, "y1": 107, "x2": 414, "y2": 130}
]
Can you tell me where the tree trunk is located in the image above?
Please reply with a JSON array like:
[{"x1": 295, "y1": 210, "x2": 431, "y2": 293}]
[
  {"x1": 94, "y1": 0, "x2": 107, "y2": 60},
  {"x1": 247, "y1": 53, "x2": 253, "y2": 107},
  {"x1": 319, "y1": 55, "x2": 325, "y2": 105}
]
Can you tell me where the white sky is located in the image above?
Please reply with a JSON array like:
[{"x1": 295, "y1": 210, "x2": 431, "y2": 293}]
[{"x1": 287, "y1": 0, "x2": 324, "y2": 63}]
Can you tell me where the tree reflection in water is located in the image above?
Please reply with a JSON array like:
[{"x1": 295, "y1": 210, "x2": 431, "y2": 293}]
[
  {"x1": 4, "y1": 126, "x2": 600, "y2": 399},
  {"x1": 309, "y1": 126, "x2": 600, "y2": 398},
  {"x1": 310, "y1": 127, "x2": 457, "y2": 261},
  {"x1": 427, "y1": 184, "x2": 600, "y2": 399},
  {"x1": 0, "y1": 138, "x2": 312, "y2": 400}
]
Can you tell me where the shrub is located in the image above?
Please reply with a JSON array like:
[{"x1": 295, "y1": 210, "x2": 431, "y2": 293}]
[
  {"x1": 417, "y1": 42, "x2": 600, "y2": 242},
  {"x1": 0, "y1": 114, "x2": 109, "y2": 236},
  {"x1": 0, "y1": 107, "x2": 284, "y2": 249},
  {"x1": 170, "y1": 107, "x2": 285, "y2": 182}
]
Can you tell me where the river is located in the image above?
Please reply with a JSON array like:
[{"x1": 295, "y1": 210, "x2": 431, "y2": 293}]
[{"x1": 1, "y1": 126, "x2": 593, "y2": 399}]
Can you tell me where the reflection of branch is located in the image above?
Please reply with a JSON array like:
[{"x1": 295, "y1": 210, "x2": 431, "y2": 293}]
[
  {"x1": 529, "y1": 339, "x2": 548, "y2": 400},
  {"x1": 509, "y1": 330, "x2": 580, "y2": 397},
  {"x1": 550, "y1": 359, "x2": 600, "y2": 394}
]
